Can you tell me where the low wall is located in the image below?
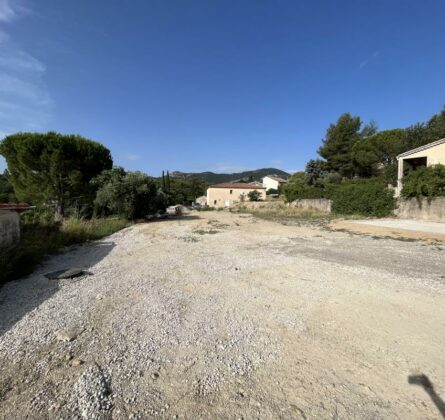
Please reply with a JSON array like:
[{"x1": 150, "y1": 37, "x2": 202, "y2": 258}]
[
  {"x1": 289, "y1": 198, "x2": 332, "y2": 213},
  {"x1": 234, "y1": 200, "x2": 285, "y2": 210},
  {"x1": 396, "y1": 197, "x2": 445, "y2": 222},
  {"x1": 0, "y1": 210, "x2": 20, "y2": 249}
]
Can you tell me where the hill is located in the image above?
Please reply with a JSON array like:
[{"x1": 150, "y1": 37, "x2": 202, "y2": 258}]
[{"x1": 169, "y1": 168, "x2": 290, "y2": 184}]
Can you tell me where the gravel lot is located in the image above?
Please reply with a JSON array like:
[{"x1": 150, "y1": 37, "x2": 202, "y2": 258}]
[{"x1": 1, "y1": 210, "x2": 444, "y2": 419}]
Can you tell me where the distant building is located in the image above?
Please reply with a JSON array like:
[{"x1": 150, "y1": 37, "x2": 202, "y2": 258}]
[
  {"x1": 195, "y1": 195, "x2": 207, "y2": 206},
  {"x1": 206, "y1": 183, "x2": 266, "y2": 207},
  {"x1": 396, "y1": 138, "x2": 445, "y2": 196},
  {"x1": 262, "y1": 175, "x2": 288, "y2": 191}
]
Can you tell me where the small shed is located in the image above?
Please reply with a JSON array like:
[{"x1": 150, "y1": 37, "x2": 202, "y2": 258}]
[{"x1": 0, "y1": 203, "x2": 32, "y2": 249}]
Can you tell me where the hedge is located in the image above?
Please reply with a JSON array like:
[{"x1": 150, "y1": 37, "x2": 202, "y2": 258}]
[
  {"x1": 330, "y1": 179, "x2": 394, "y2": 217},
  {"x1": 401, "y1": 164, "x2": 445, "y2": 200}
]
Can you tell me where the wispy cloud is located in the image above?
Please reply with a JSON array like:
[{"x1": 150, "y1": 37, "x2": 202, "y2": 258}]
[
  {"x1": 126, "y1": 153, "x2": 141, "y2": 161},
  {"x1": 0, "y1": 1, "x2": 52, "y2": 135},
  {"x1": 358, "y1": 50, "x2": 380, "y2": 69},
  {"x1": 0, "y1": 0, "x2": 17, "y2": 22}
]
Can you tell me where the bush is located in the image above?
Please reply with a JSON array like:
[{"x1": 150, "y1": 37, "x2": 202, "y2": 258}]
[
  {"x1": 330, "y1": 178, "x2": 394, "y2": 217},
  {"x1": 93, "y1": 168, "x2": 161, "y2": 219},
  {"x1": 248, "y1": 190, "x2": 262, "y2": 201},
  {"x1": 266, "y1": 188, "x2": 278, "y2": 195},
  {"x1": 401, "y1": 164, "x2": 445, "y2": 200},
  {"x1": 284, "y1": 182, "x2": 325, "y2": 202},
  {"x1": 0, "y1": 216, "x2": 129, "y2": 284}
]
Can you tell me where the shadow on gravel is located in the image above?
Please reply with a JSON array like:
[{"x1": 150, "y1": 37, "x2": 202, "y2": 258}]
[
  {"x1": 408, "y1": 374, "x2": 445, "y2": 418},
  {"x1": 0, "y1": 241, "x2": 115, "y2": 337}
]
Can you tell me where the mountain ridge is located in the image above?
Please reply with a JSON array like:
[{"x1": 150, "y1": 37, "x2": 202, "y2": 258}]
[{"x1": 169, "y1": 168, "x2": 290, "y2": 184}]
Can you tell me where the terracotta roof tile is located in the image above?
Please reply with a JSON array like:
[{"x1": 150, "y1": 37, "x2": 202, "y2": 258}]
[{"x1": 208, "y1": 182, "x2": 266, "y2": 189}]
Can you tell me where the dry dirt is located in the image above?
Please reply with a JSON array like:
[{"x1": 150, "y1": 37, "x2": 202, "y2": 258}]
[{"x1": 1, "y1": 210, "x2": 444, "y2": 419}]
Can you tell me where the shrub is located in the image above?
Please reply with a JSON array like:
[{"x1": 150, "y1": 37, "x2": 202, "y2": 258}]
[
  {"x1": 248, "y1": 190, "x2": 262, "y2": 201},
  {"x1": 284, "y1": 182, "x2": 325, "y2": 202},
  {"x1": 266, "y1": 188, "x2": 278, "y2": 195},
  {"x1": 401, "y1": 164, "x2": 445, "y2": 200},
  {"x1": 330, "y1": 178, "x2": 394, "y2": 217},
  {"x1": 0, "y1": 216, "x2": 129, "y2": 284}
]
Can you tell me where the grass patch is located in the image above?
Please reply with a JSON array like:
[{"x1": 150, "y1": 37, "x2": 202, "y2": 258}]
[
  {"x1": 194, "y1": 229, "x2": 220, "y2": 235},
  {"x1": 0, "y1": 216, "x2": 130, "y2": 284},
  {"x1": 233, "y1": 205, "x2": 336, "y2": 227}
]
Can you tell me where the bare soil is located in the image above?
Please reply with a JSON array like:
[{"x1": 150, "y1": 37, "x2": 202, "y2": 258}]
[{"x1": 1, "y1": 210, "x2": 444, "y2": 419}]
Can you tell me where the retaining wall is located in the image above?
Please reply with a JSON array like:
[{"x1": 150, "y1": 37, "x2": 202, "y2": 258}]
[
  {"x1": 289, "y1": 198, "x2": 332, "y2": 213},
  {"x1": 395, "y1": 197, "x2": 445, "y2": 222},
  {"x1": 0, "y1": 210, "x2": 20, "y2": 249}
]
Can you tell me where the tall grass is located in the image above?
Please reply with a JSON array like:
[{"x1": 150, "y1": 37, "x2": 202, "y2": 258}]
[{"x1": 0, "y1": 216, "x2": 130, "y2": 284}]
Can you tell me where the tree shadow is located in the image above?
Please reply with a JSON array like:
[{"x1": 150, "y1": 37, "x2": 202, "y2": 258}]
[
  {"x1": 408, "y1": 374, "x2": 445, "y2": 418},
  {"x1": 0, "y1": 241, "x2": 115, "y2": 337}
]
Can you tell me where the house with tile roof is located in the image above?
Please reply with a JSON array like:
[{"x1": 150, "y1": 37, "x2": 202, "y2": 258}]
[
  {"x1": 206, "y1": 183, "x2": 266, "y2": 207},
  {"x1": 262, "y1": 175, "x2": 288, "y2": 191}
]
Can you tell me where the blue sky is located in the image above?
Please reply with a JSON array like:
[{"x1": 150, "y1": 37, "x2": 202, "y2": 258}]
[{"x1": 0, "y1": 0, "x2": 444, "y2": 176}]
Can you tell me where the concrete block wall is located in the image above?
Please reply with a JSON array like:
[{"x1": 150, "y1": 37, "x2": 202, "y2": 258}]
[
  {"x1": 396, "y1": 197, "x2": 445, "y2": 222},
  {"x1": 289, "y1": 198, "x2": 332, "y2": 213}
]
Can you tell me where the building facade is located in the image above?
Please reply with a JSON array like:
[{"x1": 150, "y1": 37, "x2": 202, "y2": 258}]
[
  {"x1": 262, "y1": 175, "x2": 287, "y2": 191},
  {"x1": 206, "y1": 183, "x2": 266, "y2": 207},
  {"x1": 396, "y1": 138, "x2": 445, "y2": 196}
]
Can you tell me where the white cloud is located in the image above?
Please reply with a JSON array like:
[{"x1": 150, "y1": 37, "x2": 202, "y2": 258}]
[
  {"x1": 0, "y1": 3, "x2": 52, "y2": 134},
  {"x1": 126, "y1": 153, "x2": 141, "y2": 161},
  {"x1": 358, "y1": 50, "x2": 380, "y2": 69},
  {"x1": 0, "y1": 0, "x2": 17, "y2": 22}
]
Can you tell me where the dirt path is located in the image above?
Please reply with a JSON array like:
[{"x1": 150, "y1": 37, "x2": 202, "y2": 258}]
[{"x1": 1, "y1": 211, "x2": 444, "y2": 419}]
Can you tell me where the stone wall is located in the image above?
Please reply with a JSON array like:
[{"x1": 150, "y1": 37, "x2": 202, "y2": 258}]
[
  {"x1": 0, "y1": 210, "x2": 20, "y2": 249},
  {"x1": 289, "y1": 198, "x2": 332, "y2": 213},
  {"x1": 395, "y1": 197, "x2": 445, "y2": 222}
]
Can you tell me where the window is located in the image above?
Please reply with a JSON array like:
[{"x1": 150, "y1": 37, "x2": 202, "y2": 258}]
[
  {"x1": 214, "y1": 200, "x2": 217, "y2": 205},
  {"x1": 230, "y1": 190, "x2": 233, "y2": 194}
]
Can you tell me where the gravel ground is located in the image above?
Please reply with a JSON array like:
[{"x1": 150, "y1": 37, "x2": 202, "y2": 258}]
[{"x1": 0, "y1": 211, "x2": 444, "y2": 419}]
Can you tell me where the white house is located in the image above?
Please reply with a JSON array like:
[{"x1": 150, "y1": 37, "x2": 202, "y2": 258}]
[{"x1": 262, "y1": 175, "x2": 287, "y2": 191}]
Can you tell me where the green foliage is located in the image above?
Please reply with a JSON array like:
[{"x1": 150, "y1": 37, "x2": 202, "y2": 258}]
[
  {"x1": 405, "y1": 107, "x2": 445, "y2": 150},
  {"x1": 318, "y1": 113, "x2": 362, "y2": 178},
  {"x1": 0, "y1": 170, "x2": 16, "y2": 202},
  {"x1": 304, "y1": 159, "x2": 327, "y2": 186},
  {"x1": 247, "y1": 190, "x2": 262, "y2": 201},
  {"x1": 166, "y1": 177, "x2": 206, "y2": 204},
  {"x1": 352, "y1": 129, "x2": 405, "y2": 181},
  {"x1": 93, "y1": 167, "x2": 160, "y2": 219},
  {"x1": 330, "y1": 179, "x2": 394, "y2": 217},
  {"x1": 0, "y1": 132, "x2": 112, "y2": 218},
  {"x1": 0, "y1": 216, "x2": 129, "y2": 284},
  {"x1": 401, "y1": 165, "x2": 445, "y2": 200},
  {"x1": 266, "y1": 188, "x2": 278, "y2": 195}
]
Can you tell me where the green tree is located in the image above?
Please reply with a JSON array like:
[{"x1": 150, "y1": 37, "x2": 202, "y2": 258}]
[
  {"x1": 304, "y1": 159, "x2": 327, "y2": 186},
  {"x1": 352, "y1": 129, "x2": 406, "y2": 182},
  {"x1": 93, "y1": 167, "x2": 160, "y2": 219},
  {"x1": 0, "y1": 170, "x2": 16, "y2": 203},
  {"x1": 247, "y1": 190, "x2": 262, "y2": 201},
  {"x1": 318, "y1": 113, "x2": 362, "y2": 178},
  {"x1": 404, "y1": 106, "x2": 445, "y2": 150},
  {"x1": 0, "y1": 132, "x2": 112, "y2": 220}
]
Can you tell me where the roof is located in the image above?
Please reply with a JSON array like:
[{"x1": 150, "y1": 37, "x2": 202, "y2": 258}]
[
  {"x1": 208, "y1": 182, "x2": 266, "y2": 189},
  {"x1": 398, "y1": 138, "x2": 445, "y2": 158},
  {"x1": 0, "y1": 203, "x2": 33, "y2": 212},
  {"x1": 263, "y1": 175, "x2": 288, "y2": 183}
]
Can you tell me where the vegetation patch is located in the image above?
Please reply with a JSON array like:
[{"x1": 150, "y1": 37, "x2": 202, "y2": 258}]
[
  {"x1": 0, "y1": 216, "x2": 130, "y2": 284},
  {"x1": 193, "y1": 229, "x2": 220, "y2": 235}
]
